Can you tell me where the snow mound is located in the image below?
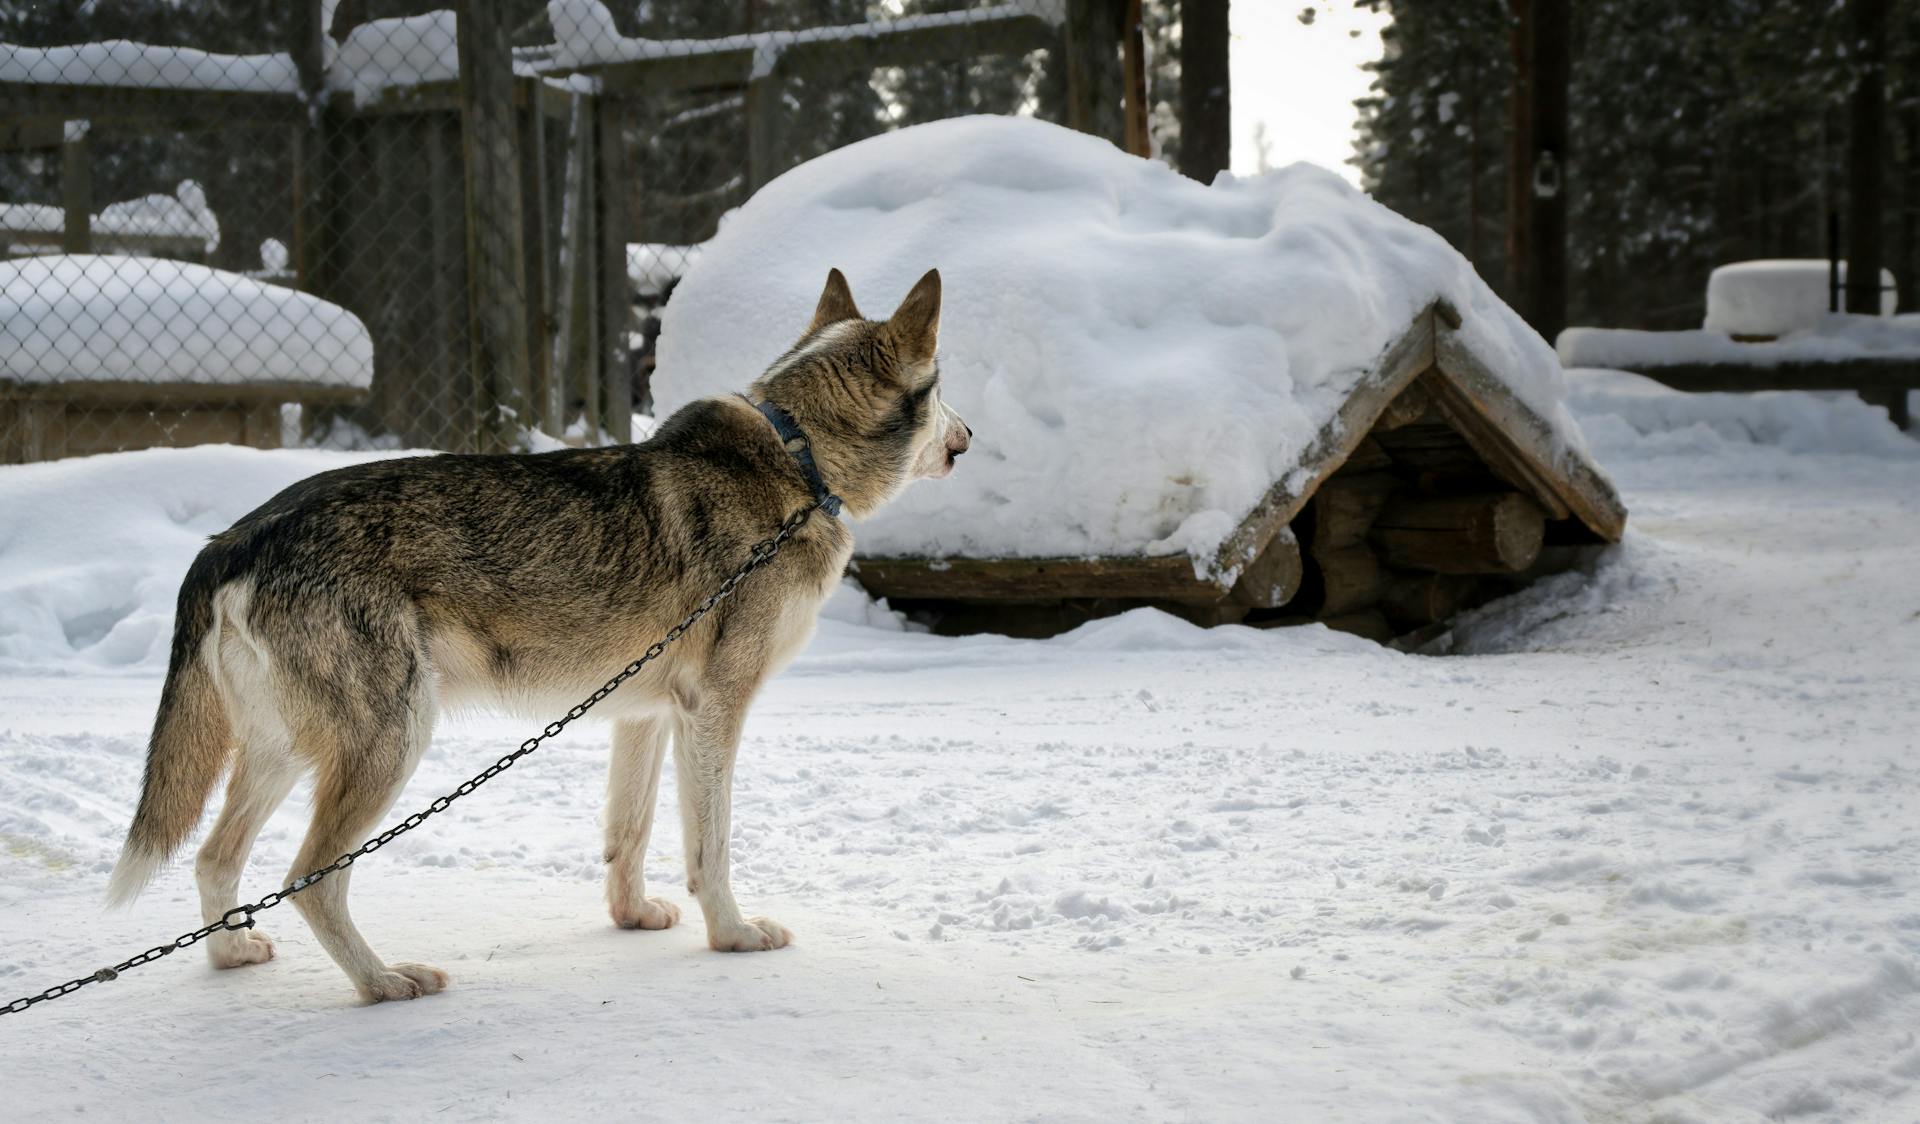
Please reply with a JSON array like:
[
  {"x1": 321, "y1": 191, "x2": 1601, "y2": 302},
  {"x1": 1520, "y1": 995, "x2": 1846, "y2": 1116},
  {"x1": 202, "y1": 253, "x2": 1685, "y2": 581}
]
[
  {"x1": 0, "y1": 255, "x2": 374, "y2": 387},
  {"x1": 654, "y1": 116, "x2": 1576, "y2": 562},
  {"x1": 1566, "y1": 368, "x2": 1920, "y2": 462},
  {"x1": 0, "y1": 447, "x2": 403, "y2": 674},
  {"x1": 1705, "y1": 260, "x2": 1895, "y2": 336}
]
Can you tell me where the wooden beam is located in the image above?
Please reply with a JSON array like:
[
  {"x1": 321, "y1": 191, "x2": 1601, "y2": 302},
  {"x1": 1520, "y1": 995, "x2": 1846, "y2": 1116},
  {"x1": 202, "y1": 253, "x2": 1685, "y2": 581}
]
[
  {"x1": 1227, "y1": 530, "x2": 1302, "y2": 608},
  {"x1": 1605, "y1": 359, "x2": 1920, "y2": 394},
  {"x1": 0, "y1": 379, "x2": 367, "y2": 408},
  {"x1": 541, "y1": 10, "x2": 1056, "y2": 97},
  {"x1": 290, "y1": 0, "x2": 327, "y2": 294},
  {"x1": 596, "y1": 95, "x2": 634, "y2": 443},
  {"x1": 0, "y1": 81, "x2": 303, "y2": 127},
  {"x1": 457, "y1": 0, "x2": 534, "y2": 452},
  {"x1": 60, "y1": 124, "x2": 91, "y2": 253},
  {"x1": 1430, "y1": 314, "x2": 1626, "y2": 541},
  {"x1": 848, "y1": 553, "x2": 1233, "y2": 604}
]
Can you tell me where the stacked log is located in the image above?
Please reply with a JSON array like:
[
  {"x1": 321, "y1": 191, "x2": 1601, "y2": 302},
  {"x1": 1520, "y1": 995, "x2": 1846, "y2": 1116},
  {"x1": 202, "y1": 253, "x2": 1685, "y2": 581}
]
[{"x1": 1293, "y1": 390, "x2": 1552, "y2": 640}]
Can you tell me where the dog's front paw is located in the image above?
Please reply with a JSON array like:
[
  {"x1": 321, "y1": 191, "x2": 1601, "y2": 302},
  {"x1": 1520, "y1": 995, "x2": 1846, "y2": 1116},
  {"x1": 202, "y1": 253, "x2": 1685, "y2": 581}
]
[
  {"x1": 708, "y1": 916, "x2": 793, "y2": 952},
  {"x1": 359, "y1": 961, "x2": 450, "y2": 1003},
  {"x1": 207, "y1": 928, "x2": 275, "y2": 968},
  {"x1": 612, "y1": 895, "x2": 681, "y2": 931}
]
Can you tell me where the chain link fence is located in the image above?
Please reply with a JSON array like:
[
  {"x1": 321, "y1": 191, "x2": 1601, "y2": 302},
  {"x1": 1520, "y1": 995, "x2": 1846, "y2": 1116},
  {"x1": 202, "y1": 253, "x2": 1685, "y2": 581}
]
[{"x1": 1, "y1": 1, "x2": 1075, "y2": 463}]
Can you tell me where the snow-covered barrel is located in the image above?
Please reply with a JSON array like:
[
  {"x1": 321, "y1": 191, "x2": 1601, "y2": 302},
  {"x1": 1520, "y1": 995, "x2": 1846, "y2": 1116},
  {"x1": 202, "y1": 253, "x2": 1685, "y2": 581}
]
[
  {"x1": 1, "y1": 254, "x2": 373, "y2": 463},
  {"x1": 653, "y1": 117, "x2": 1625, "y2": 638}
]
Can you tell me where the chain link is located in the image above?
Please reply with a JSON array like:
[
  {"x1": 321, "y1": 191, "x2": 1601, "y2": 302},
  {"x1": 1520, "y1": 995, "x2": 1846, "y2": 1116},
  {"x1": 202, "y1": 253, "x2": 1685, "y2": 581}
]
[{"x1": 0, "y1": 502, "x2": 819, "y2": 1019}]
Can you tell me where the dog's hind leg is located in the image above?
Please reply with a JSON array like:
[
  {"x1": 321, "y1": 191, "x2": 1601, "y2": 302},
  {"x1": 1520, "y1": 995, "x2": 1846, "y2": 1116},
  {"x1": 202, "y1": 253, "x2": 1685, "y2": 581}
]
[
  {"x1": 286, "y1": 665, "x2": 445, "y2": 1003},
  {"x1": 195, "y1": 743, "x2": 299, "y2": 968},
  {"x1": 605, "y1": 717, "x2": 681, "y2": 930},
  {"x1": 674, "y1": 699, "x2": 791, "y2": 953}
]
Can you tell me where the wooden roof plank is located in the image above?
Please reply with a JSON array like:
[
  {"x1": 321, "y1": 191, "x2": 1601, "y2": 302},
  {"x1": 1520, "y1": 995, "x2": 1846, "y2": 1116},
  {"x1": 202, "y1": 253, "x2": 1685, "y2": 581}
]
[{"x1": 1431, "y1": 324, "x2": 1627, "y2": 542}]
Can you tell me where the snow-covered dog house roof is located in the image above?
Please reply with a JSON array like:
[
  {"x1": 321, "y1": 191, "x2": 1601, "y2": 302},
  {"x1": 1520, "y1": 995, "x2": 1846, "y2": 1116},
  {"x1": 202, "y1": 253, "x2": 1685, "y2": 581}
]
[{"x1": 654, "y1": 118, "x2": 1625, "y2": 634}]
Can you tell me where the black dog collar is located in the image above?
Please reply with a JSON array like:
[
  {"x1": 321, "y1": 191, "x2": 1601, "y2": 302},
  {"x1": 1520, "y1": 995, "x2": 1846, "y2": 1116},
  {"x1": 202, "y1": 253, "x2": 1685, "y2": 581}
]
[{"x1": 743, "y1": 395, "x2": 844, "y2": 519}]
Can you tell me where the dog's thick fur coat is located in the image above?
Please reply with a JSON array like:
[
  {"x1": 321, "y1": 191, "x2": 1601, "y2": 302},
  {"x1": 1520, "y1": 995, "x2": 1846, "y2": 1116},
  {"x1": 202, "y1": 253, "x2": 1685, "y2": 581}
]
[{"x1": 107, "y1": 269, "x2": 968, "y2": 1002}]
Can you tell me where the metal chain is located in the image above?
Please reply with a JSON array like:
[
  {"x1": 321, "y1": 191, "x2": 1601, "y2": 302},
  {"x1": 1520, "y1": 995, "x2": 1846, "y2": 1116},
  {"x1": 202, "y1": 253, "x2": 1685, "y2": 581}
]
[{"x1": 1, "y1": 502, "x2": 819, "y2": 1019}]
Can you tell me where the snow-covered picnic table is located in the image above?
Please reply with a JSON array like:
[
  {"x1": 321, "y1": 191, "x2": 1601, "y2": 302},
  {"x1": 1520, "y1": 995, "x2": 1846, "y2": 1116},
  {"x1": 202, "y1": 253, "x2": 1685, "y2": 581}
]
[{"x1": 1, "y1": 255, "x2": 373, "y2": 463}]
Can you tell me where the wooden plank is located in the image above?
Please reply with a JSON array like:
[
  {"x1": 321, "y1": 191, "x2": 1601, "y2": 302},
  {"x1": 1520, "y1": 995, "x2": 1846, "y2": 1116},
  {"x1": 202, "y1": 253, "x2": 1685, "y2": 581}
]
[
  {"x1": 2, "y1": 82, "x2": 302, "y2": 126},
  {"x1": 544, "y1": 11, "x2": 1056, "y2": 97},
  {"x1": 0, "y1": 379, "x2": 367, "y2": 408},
  {"x1": 456, "y1": 0, "x2": 533, "y2": 452},
  {"x1": 849, "y1": 553, "x2": 1233, "y2": 604},
  {"x1": 426, "y1": 113, "x2": 475, "y2": 451},
  {"x1": 1609, "y1": 359, "x2": 1920, "y2": 394},
  {"x1": 60, "y1": 124, "x2": 91, "y2": 253},
  {"x1": 1203, "y1": 304, "x2": 1436, "y2": 584},
  {"x1": 1431, "y1": 321, "x2": 1627, "y2": 540},
  {"x1": 595, "y1": 95, "x2": 633, "y2": 443}
]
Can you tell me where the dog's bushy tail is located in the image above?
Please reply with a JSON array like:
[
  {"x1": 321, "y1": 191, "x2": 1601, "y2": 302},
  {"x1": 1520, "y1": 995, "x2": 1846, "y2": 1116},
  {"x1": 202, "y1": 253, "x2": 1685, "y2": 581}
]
[{"x1": 106, "y1": 548, "x2": 236, "y2": 907}]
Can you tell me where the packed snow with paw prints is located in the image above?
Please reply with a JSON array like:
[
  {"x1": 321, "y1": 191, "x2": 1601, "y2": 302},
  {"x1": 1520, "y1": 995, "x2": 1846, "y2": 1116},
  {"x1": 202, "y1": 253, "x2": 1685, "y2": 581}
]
[
  {"x1": 1, "y1": 372, "x2": 1917, "y2": 1121},
  {"x1": 653, "y1": 116, "x2": 1587, "y2": 562}
]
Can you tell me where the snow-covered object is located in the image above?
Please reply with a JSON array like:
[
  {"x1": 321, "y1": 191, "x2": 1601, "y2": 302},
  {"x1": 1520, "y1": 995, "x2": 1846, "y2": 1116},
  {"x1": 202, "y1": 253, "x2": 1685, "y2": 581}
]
[
  {"x1": 328, "y1": 11, "x2": 459, "y2": 105},
  {"x1": 0, "y1": 181, "x2": 220, "y2": 255},
  {"x1": 627, "y1": 242, "x2": 703, "y2": 299},
  {"x1": 0, "y1": 255, "x2": 373, "y2": 388},
  {"x1": 542, "y1": 0, "x2": 1063, "y2": 72},
  {"x1": 654, "y1": 116, "x2": 1584, "y2": 562},
  {"x1": 0, "y1": 39, "x2": 298, "y2": 91},
  {"x1": 1704, "y1": 260, "x2": 1895, "y2": 336},
  {"x1": 95, "y1": 180, "x2": 220, "y2": 255},
  {"x1": 1558, "y1": 313, "x2": 1920, "y2": 369}
]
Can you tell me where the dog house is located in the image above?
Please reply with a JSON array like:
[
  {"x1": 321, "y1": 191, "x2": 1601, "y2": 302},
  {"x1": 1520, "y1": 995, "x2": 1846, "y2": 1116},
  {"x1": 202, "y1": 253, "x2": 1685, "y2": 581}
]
[
  {"x1": 1, "y1": 254, "x2": 372, "y2": 463},
  {"x1": 651, "y1": 116, "x2": 1627, "y2": 642},
  {"x1": 851, "y1": 299, "x2": 1625, "y2": 640}
]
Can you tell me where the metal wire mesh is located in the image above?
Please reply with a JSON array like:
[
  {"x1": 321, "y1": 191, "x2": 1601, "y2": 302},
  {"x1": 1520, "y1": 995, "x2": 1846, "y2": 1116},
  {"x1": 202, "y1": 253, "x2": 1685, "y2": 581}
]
[{"x1": 1, "y1": 1, "x2": 1068, "y2": 462}]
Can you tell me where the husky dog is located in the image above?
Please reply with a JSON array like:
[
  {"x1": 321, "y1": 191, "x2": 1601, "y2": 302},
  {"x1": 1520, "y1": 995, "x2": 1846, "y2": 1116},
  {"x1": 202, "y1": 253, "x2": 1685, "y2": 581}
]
[{"x1": 107, "y1": 269, "x2": 969, "y2": 1003}]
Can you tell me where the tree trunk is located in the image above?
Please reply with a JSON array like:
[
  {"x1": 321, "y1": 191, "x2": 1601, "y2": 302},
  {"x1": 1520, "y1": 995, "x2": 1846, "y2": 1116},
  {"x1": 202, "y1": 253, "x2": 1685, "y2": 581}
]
[
  {"x1": 1066, "y1": 0, "x2": 1126, "y2": 147},
  {"x1": 1845, "y1": 0, "x2": 1887, "y2": 315},
  {"x1": 1177, "y1": 0, "x2": 1230, "y2": 183},
  {"x1": 1505, "y1": 0, "x2": 1532, "y2": 304}
]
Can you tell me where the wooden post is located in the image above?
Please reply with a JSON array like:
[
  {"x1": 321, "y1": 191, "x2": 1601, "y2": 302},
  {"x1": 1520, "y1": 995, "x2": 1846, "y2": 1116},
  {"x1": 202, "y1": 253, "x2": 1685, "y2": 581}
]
[
  {"x1": 61, "y1": 123, "x2": 91, "y2": 254},
  {"x1": 1121, "y1": 0, "x2": 1150, "y2": 158},
  {"x1": 1526, "y1": 0, "x2": 1569, "y2": 341},
  {"x1": 1065, "y1": 0, "x2": 1125, "y2": 147},
  {"x1": 746, "y1": 63, "x2": 782, "y2": 194},
  {"x1": 1844, "y1": 0, "x2": 1888, "y2": 317},
  {"x1": 596, "y1": 96, "x2": 633, "y2": 443},
  {"x1": 1177, "y1": 0, "x2": 1230, "y2": 183},
  {"x1": 456, "y1": 0, "x2": 533, "y2": 452},
  {"x1": 289, "y1": 0, "x2": 326, "y2": 294},
  {"x1": 1505, "y1": 0, "x2": 1531, "y2": 304}
]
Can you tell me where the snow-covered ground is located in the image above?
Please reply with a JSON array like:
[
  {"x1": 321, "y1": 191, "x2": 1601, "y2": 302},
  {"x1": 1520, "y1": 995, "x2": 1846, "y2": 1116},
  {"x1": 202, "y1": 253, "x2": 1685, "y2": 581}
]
[{"x1": 1, "y1": 376, "x2": 1917, "y2": 1122}]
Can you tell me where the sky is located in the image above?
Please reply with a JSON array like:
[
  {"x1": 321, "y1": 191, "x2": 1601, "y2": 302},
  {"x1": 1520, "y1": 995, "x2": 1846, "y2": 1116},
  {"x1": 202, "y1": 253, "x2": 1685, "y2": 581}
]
[{"x1": 1229, "y1": 3, "x2": 1390, "y2": 186}]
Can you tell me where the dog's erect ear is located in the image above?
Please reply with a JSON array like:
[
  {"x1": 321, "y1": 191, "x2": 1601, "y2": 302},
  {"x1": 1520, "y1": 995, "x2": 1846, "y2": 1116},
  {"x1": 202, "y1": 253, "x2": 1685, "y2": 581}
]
[
  {"x1": 806, "y1": 268, "x2": 862, "y2": 335},
  {"x1": 886, "y1": 268, "x2": 941, "y2": 364}
]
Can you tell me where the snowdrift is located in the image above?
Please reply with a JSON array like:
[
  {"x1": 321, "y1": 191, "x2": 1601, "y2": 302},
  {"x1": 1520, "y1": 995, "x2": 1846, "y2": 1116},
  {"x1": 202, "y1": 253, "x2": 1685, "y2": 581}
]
[{"x1": 653, "y1": 116, "x2": 1590, "y2": 563}]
